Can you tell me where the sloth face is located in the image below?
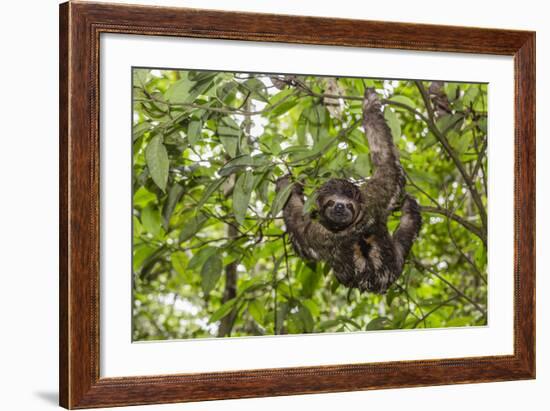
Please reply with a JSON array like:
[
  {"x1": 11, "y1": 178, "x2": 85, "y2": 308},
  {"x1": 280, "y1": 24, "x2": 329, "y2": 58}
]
[
  {"x1": 316, "y1": 178, "x2": 363, "y2": 232},
  {"x1": 320, "y1": 195, "x2": 358, "y2": 230}
]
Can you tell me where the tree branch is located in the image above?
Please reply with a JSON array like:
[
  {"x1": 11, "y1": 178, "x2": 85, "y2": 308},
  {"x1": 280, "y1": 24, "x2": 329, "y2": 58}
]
[
  {"x1": 415, "y1": 81, "x2": 487, "y2": 231},
  {"x1": 413, "y1": 259, "x2": 487, "y2": 319},
  {"x1": 420, "y1": 205, "x2": 486, "y2": 246}
]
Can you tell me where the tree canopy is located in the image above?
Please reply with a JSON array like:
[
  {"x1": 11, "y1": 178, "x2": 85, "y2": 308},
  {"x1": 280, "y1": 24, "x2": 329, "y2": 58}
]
[{"x1": 132, "y1": 68, "x2": 488, "y2": 340}]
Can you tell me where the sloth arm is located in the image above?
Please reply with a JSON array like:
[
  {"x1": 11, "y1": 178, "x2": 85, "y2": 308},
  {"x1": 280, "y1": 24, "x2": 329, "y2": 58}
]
[
  {"x1": 340, "y1": 89, "x2": 406, "y2": 239},
  {"x1": 277, "y1": 180, "x2": 329, "y2": 261},
  {"x1": 362, "y1": 88, "x2": 405, "y2": 211}
]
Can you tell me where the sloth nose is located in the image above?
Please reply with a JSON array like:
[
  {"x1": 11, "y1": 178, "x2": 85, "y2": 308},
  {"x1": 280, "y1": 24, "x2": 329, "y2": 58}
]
[{"x1": 335, "y1": 203, "x2": 345, "y2": 212}]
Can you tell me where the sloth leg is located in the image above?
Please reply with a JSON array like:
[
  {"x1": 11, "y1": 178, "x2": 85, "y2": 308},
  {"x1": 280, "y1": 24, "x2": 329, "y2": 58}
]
[
  {"x1": 357, "y1": 232, "x2": 399, "y2": 294},
  {"x1": 392, "y1": 195, "x2": 422, "y2": 273},
  {"x1": 357, "y1": 196, "x2": 421, "y2": 294}
]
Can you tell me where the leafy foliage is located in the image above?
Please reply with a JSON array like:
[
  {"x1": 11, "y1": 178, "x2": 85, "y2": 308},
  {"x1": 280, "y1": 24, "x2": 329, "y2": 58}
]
[{"x1": 132, "y1": 68, "x2": 488, "y2": 340}]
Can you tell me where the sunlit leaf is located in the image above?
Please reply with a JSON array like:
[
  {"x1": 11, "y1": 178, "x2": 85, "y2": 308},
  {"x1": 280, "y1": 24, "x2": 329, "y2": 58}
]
[
  {"x1": 271, "y1": 182, "x2": 294, "y2": 217},
  {"x1": 187, "y1": 120, "x2": 202, "y2": 145},
  {"x1": 463, "y1": 85, "x2": 480, "y2": 107},
  {"x1": 384, "y1": 107, "x2": 401, "y2": 142},
  {"x1": 242, "y1": 78, "x2": 269, "y2": 102},
  {"x1": 354, "y1": 153, "x2": 371, "y2": 176},
  {"x1": 133, "y1": 186, "x2": 156, "y2": 208},
  {"x1": 133, "y1": 69, "x2": 149, "y2": 88},
  {"x1": 210, "y1": 298, "x2": 238, "y2": 323},
  {"x1": 170, "y1": 251, "x2": 193, "y2": 283},
  {"x1": 233, "y1": 171, "x2": 255, "y2": 224},
  {"x1": 218, "y1": 155, "x2": 253, "y2": 176},
  {"x1": 141, "y1": 204, "x2": 162, "y2": 237},
  {"x1": 366, "y1": 317, "x2": 392, "y2": 331},
  {"x1": 133, "y1": 122, "x2": 151, "y2": 142},
  {"x1": 133, "y1": 244, "x2": 154, "y2": 272},
  {"x1": 145, "y1": 135, "x2": 169, "y2": 192},
  {"x1": 248, "y1": 300, "x2": 266, "y2": 325},
  {"x1": 162, "y1": 183, "x2": 184, "y2": 230},
  {"x1": 201, "y1": 254, "x2": 223, "y2": 294},
  {"x1": 165, "y1": 77, "x2": 194, "y2": 103},
  {"x1": 179, "y1": 213, "x2": 208, "y2": 242},
  {"x1": 188, "y1": 246, "x2": 218, "y2": 270},
  {"x1": 218, "y1": 117, "x2": 241, "y2": 158},
  {"x1": 388, "y1": 95, "x2": 416, "y2": 110},
  {"x1": 197, "y1": 178, "x2": 226, "y2": 209}
]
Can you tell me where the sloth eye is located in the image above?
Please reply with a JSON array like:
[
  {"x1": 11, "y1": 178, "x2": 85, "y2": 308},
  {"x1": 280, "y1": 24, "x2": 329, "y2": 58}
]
[
  {"x1": 326, "y1": 200, "x2": 335, "y2": 207},
  {"x1": 346, "y1": 203, "x2": 354, "y2": 211}
]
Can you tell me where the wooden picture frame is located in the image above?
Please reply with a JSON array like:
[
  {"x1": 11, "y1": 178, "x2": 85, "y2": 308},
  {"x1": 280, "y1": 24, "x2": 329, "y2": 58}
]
[{"x1": 59, "y1": 1, "x2": 535, "y2": 408}]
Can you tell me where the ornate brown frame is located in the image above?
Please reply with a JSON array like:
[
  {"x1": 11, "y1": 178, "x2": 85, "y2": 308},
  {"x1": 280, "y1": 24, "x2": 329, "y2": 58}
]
[{"x1": 59, "y1": 1, "x2": 535, "y2": 409}]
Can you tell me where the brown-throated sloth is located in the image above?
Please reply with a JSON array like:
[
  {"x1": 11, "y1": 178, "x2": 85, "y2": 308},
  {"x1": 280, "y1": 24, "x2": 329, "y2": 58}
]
[{"x1": 276, "y1": 88, "x2": 422, "y2": 294}]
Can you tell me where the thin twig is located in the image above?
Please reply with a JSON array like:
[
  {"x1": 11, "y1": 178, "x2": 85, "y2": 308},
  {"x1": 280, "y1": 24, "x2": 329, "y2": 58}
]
[
  {"x1": 415, "y1": 81, "x2": 487, "y2": 230},
  {"x1": 413, "y1": 259, "x2": 487, "y2": 319}
]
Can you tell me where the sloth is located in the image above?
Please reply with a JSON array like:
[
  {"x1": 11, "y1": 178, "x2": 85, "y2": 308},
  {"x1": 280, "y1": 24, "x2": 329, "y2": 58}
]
[{"x1": 276, "y1": 88, "x2": 422, "y2": 294}]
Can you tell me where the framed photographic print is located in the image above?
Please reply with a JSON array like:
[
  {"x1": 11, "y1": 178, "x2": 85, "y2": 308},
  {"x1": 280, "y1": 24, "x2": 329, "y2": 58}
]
[{"x1": 59, "y1": 1, "x2": 535, "y2": 409}]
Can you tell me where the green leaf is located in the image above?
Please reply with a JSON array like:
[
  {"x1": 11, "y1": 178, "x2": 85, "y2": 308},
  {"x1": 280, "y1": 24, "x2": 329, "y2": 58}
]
[
  {"x1": 188, "y1": 71, "x2": 217, "y2": 82},
  {"x1": 392, "y1": 309, "x2": 409, "y2": 328},
  {"x1": 318, "y1": 319, "x2": 340, "y2": 331},
  {"x1": 187, "y1": 120, "x2": 202, "y2": 145},
  {"x1": 298, "y1": 263, "x2": 322, "y2": 298},
  {"x1": 354, "y1": 153, "x2": 371, "y2": 176},
  {"x1": 386, "y1": 286, "x2": 400, "y2": 307},
  {"x1": 216, "y1": 81, "x2": 239, "y2": 103},
  {"x1": 302, "y1": 192, "x2": 317, "y2": 215},
  {"x1": 141, "y1": 204, "x2": 162, "y2": 237},
  {"x1": 384, "y1": 107, "x2": 401, "y2": 141},
  {"x1": 179, "y1": 213, "x2": 208, "y2": 242},
  {"x1": 170, "y1": 251, "x2": 193, "y2": 283},
  {"x1": 304, "y1": 105, "x2": 326, "y2": 142},
  {"x1": 242, "y1": 78, "x2": 269, "y2": 102},
  {"x1": 463, "y1": 85, "x2": 479, "y2": 107},
  {"x1": 290, "y1": 133, "x2": 335, "y2": 163},
  {"x1": 477, "y1": 118, "x2": 487, "y2": 134},
  {"x1": 268, "y1": 99, "x2": 299, "y2": 119},
  {"x1": 446, "y1": 83, "x2": 460, "y2": 101},
  {"x1": 133, "y1": 69, "x2": 149, "y2": 88},
  {"x1": 132, "y1": 244, "x2": 154, "y2": 272},
  {"x1": 448, "y1": 130, "x2": 470, "y2": 155},
  {"x1": 218, "y1": 117, "x2": 241, "y2": 158},
  {"x1": 197, "y1": 178, "x2": 226, "y2": 209},
  {"x1": 366, "y1": 316, "x2": 391, "y2": 331},
  {"x1": 271, "y1": 182, "x2": 294, "y2": 217},
  {"x1": 297, "y1": 305, "x2": 314, "y2": 332},
  {"x1": 188, "y1": 246, "x2": 218, "y2": 270},
  {"x1": 296, "y1": 112, "x2": 308, "y2": 145},
  {"x1": 133, "y1": 122, "x2": 151, "y2": 142},
  {"x1": 165, "y1": 74, "x2": 215, "y2": 104},
  {"x1": 302, "y1": 299, "x2": 320, "y2": 318},
  {"x1": 248, "y1": 300, "x2": 266, "y2": 324},
  {"x1": 133, "y1": 215, "x2": 143, "y2": 237},
  {"x1": 201, "y1": 254, "x2": 223, "y2": 294},
  {"x1": 218, "y1": 155, "x2": 253, "y2": 176},
  {"x1": 233, "y1": 171, "x2": 255, "y2": 224},
  {"x1": 436, "y1": 113, "x2": 464, "y2": 135},
  {"x1": 145, "y1": 135, "x2": 169, "y2": 192},
  {"x1": 162, "y1": 183, "x2": 184, "y2": 231},
  {"x1": 275, "y1": 302, "x2": 289, "y2": 334},
  {"x1": 210, "y1": 298, "x2": 238, "y2": 323},
  {"x1": 218, "y1": 155, "x2": 270, "y2": 177},
  {"x1": 133, "y1": 186, "x2": 156, "y2": 208},
  {"x1": 165, "y1": 77, "x2": 194, "y2": 103},
  {"x1": 388, "y1": 95, "x2": 416, "y2": 110},
  {"x1": 445, "y1": 316, "x2": 474, "y2": 327}
]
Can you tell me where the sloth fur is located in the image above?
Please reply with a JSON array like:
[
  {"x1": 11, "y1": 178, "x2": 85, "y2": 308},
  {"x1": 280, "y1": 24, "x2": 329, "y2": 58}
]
[{"x1": 276, "y1": 88, "x2": 422, "y2": 294}]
